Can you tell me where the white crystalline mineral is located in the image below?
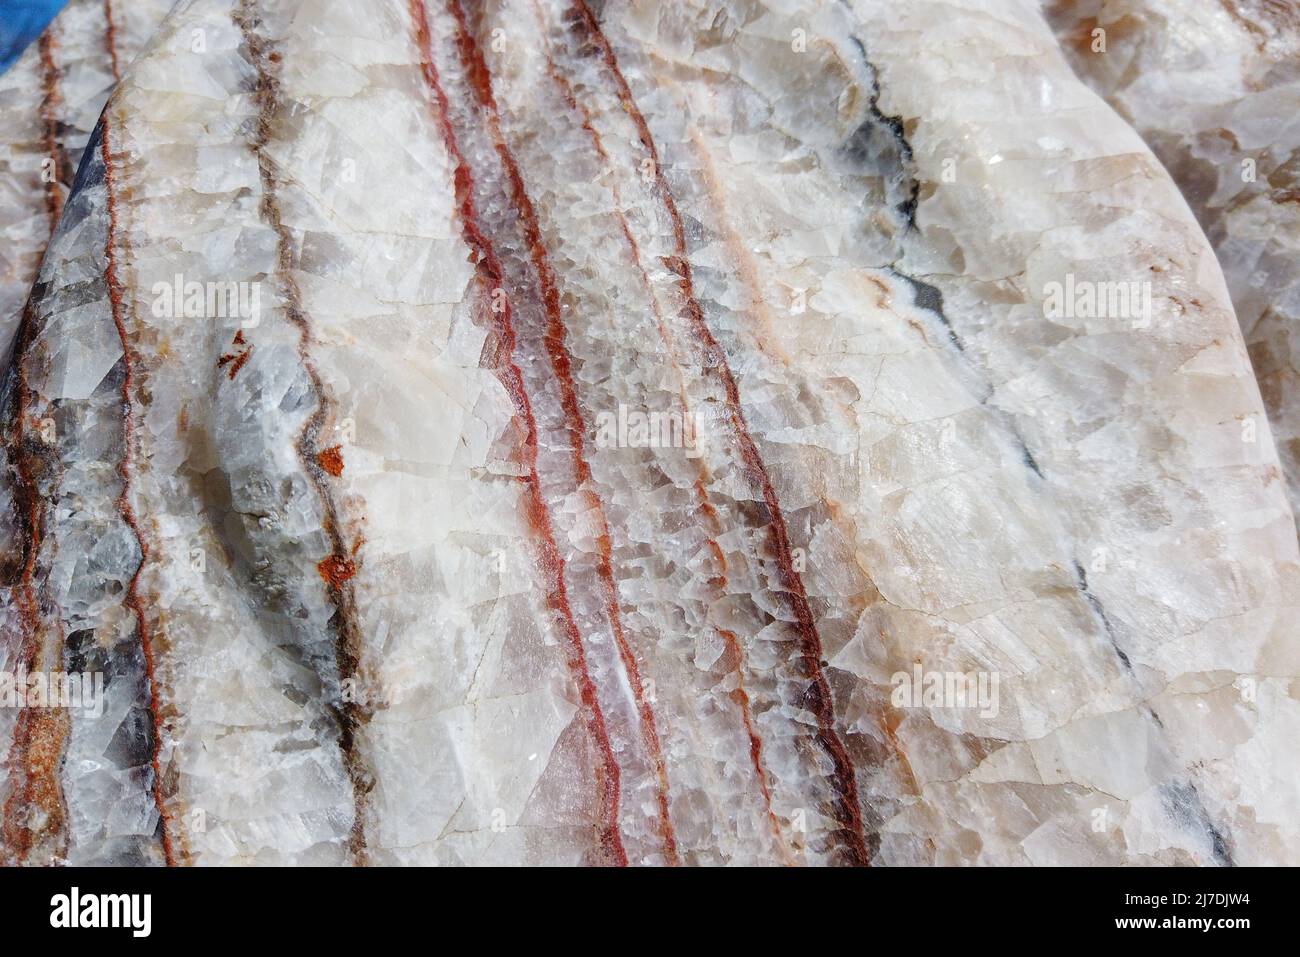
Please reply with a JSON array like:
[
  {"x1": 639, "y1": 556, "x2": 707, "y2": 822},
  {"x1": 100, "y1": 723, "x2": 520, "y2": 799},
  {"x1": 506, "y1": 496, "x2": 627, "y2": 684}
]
[
  {"x1": 0, "y1": 0, "x2": 172, "y2": 356},
  {"x1": 1046, "y1": 0, "x2": 1300, "y2": 541},
  {"x1": 0, "y1": 0, "x2": 1296, "y2": 866}
]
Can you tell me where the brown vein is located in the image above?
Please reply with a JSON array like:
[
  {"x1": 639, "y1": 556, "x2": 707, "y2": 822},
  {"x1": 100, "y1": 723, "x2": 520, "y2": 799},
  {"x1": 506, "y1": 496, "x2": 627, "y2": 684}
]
[
  {"x1": 407, "y1": 0, "x2": 632, "y2": 865},
  {"x1": 447, "y1": 0, "x2": 679, "y2": 864},
  {"x1": 569, "y1": 0, "x2": 871, "y2": 865},
  {"x1": 531, "y1": 0, "x2": 790, "y2": 864},
  {"x1": 234, "y1": 0, "x2": 370, "y2": 865},
  {"x1": 36, "y1": 31, "x2": 66, "y2": 232},
  {"x1": 100, "y1": 112, "x2": 180, "y2": 866},
  {"x1": 0, "y1": 303, "x2": 70, "y2": 865},
  {"x1": 103, "y1": 0, "x2": 122, "y2": 82}
]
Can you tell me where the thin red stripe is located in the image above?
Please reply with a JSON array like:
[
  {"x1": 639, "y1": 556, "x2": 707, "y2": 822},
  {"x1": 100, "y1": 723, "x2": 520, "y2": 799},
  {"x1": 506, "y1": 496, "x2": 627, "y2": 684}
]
[
  {"x1": 533, "y1": 0, "x2": 789, "y2": 862},
  {"x1": 100, "y1": 116, "x2": 179, "y2": 867},
  {"x1": 718, "y1": 629, "x2": 791, "y2": 863},
  {"x1": 103, "y1": 0, "x2": 121, "y2": 82},
  {"x1": 36, "y1": 33, "x2": 65, "y2": 232},
  {"x1": 407, "y1": 0, "x2": 629, "y2": 866},
  {"x1": 233, "y1": 1, "x2": 371, "y2": 864},
  {"x1": 0, "y1": 320, "x2": 70, "y2": 860},
  {"x1": 570, "y1": 0, "x2": 871, "y2": 865},
  {"x1": 0, "y1": 26, "x2": 74, "y2": 865},
  {"x1": 446, "y1": 0, "x2": 679, "y2": 864}
]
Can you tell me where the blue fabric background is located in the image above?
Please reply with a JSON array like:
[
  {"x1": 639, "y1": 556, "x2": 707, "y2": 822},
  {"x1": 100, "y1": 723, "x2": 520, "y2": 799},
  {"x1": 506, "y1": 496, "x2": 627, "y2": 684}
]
[{"x1": 0, "y1": 0, "x2": 70, "y2": 74}]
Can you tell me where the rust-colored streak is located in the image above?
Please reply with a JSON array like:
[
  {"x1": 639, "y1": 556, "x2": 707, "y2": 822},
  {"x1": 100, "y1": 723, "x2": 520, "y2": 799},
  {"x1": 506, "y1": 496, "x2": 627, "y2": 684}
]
[
  {"x1": 317, "y1": 554, "x2": 357, "y2": 588},
  {"x1": 0, "y1": 299, "x2": 71, "y2": 862},
  {"x1": 36, "y1": 33, "x2": 66, "y2": 233},
  {"x1": 570, "y1": 0, "x2": 871, "y2": 866},
  {"x1": 704, "y1": 539, "x2": 727, "y2": 578},
  {"x1": 100, "y1": 117, "x2": 179, "y2": 867},
  {"x1": 217, "y1": 343, "x2": 253, "y2": 380},
  {"x1": 718, "y1": 629, "x2": 791, "y2": 863},
  {"x1": 1, "y1": 710, "x2": 70, "y2": 864},
  {"x1": 406, "y1": 0, "x2": 629, "y2": 865},
  {"x1": 234, "y1": 0, "x2": 370, "y2": 864},
  {"x1": 0, "y1": 25, "x2": 82, "y2": 856},
  {"x1": 447, "y1": 0, "x2": 678, "y2": 865},
  {"x1": 533, "y1": 0, "x2": 789, "y2": 862},
  {"x1": 316, "y1": 445, "x2": 344, "y2": 476},
  {"x1": 228, "y1": 350, "x2": 251, "y2": 379},
  {"x1": 693, "y1": 480, "x2": 722, "y2": 536},
  {"x1": 103, "y1": 0, "x2": 122, "y2": 82}
]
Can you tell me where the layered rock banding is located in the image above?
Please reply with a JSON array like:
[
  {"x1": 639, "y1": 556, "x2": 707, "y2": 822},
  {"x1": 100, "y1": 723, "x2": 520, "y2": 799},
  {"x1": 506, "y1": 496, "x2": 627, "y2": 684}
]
[
  {"x1": 0, "y1": 0, "x2": 172, "y2": 357},
  {"x1": 0, "y1": 0, "x2": 1296, "y2": 866}
]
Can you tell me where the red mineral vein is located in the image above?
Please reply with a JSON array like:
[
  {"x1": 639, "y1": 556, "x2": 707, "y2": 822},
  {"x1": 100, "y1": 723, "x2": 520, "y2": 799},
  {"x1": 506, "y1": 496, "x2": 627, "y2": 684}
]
[
  {"x1": 446, "y1": 0, "x2": 678, "y2": 865},
  {"x1": 718, "y1": 628, "x2": 792, "y2": 865},
  {"x1": 570, "y1": 0, "x2": 871, "y2": 866},
  {"x1": 36, "y1": 32, "x2": 65, "y2": 232},
  {"x1": 103, "y1": 0, "x2": 122, "y2": 82},
  {"x1": 100, "y1": 115, "x2": 179, "y2": 867},
  {"x1": 0, "y1": 25, "x2": 76, "y2": 865},
  {"x1": 1, "y1": 11, "x2": 138, "y2": 860},
  {"x1": 406, "y1": 0, "x2": 631, "y2": 866},
  {"x1": 0, "y1": 305, "x2": 70, "y2": 865},
  {"x1": 234, "y1": 1, "x2": 370, "y2": 864},
  {"x1": 0, "y1": 709, "x2": 69, "y2": 863},
  {"x1": 532, "y1": 0, "x2": 789, "y2": 862}
]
